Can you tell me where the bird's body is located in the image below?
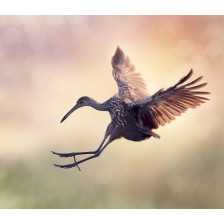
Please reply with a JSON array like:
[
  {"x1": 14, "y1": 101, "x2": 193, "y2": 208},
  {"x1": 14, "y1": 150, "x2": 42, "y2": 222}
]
[
  {"x1": 52, "y1": 46, "x2": 210, "y2": 170},
  {"x1": 106, "y1": 96, "x2": 153, "y2": 141}
]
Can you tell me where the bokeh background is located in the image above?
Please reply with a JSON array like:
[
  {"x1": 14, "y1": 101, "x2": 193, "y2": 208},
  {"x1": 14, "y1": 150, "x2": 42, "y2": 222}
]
[{"x1": 0, "y1": 15, "x2": 223, "y2": 208}]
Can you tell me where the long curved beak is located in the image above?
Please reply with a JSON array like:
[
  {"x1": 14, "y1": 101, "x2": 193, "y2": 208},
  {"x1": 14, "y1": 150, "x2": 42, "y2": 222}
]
[{"x1": 60, "y1": 104, "x2": 80, "y2": 123}]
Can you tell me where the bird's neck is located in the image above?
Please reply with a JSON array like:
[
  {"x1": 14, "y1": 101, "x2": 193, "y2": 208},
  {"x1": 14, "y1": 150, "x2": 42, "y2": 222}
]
[{"x1": 89, "y1": 99, "x2": 109, "y2": 111}]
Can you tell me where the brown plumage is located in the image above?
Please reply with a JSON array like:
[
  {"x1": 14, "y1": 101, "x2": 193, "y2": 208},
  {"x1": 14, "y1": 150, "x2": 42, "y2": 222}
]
[
  {"x1": 129, "y1": 69, "x2": 210, "y2": 130},
  {"x1": 112, "y1": 46, "x2": 149, "y2": 102},
  {"x1": 52, "y1": 46, "x2": 210, "y2": 170}
]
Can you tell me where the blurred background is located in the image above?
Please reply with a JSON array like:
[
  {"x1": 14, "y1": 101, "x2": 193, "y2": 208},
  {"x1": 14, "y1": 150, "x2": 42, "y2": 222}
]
[{"x1": 0, "y1": 15, "x2": 223, "y2": 208}]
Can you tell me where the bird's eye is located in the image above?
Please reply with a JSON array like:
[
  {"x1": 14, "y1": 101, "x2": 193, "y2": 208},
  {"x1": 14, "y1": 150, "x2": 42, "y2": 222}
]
[{"x1": 79, "y1": 101, "x2": 83, "y2": 104}]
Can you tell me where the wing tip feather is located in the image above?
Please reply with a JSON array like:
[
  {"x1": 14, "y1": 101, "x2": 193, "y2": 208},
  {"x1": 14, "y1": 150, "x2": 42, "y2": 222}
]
[
  {"x1": 112, "y1": 46, "x2": 125, "y2": 68},
  {"x1": 174, "y1": 69, "x2": 193, "y2": 88}
]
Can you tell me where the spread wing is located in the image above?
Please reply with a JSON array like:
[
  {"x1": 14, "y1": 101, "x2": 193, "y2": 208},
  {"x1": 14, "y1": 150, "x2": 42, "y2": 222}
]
[
  {"x1": 111, "y1": 46, "x2": 150, "y2": 103},
  {"x1": 128, "y1": 69, "x2": 210, "y2": 129}
]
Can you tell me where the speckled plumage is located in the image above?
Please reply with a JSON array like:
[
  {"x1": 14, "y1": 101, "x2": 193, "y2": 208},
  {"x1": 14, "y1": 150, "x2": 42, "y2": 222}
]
[{"x1": 52, "y1": 47, "x2": 210, "y2": 170}]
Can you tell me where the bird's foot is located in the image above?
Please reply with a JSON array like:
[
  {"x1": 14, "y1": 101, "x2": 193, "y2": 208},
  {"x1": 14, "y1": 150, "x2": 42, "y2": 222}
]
[
  {"x1": 53, "y1": 162, "x2": 80, "y2": 170},
  {"x1": 51, "y1": 151, "x2": 77, "y2": 158},
  {"x1": 51, "y1": 148, "x2": 102, "y2": 171},
  {"x1": 52, "y1": 151, "x2": 81, "y2": 171},
  {"x1": 53, "y1": 158, "x2": 81, "y2": 171}
]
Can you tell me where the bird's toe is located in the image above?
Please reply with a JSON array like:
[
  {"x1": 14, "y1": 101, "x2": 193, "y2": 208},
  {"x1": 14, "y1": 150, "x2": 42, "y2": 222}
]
[{"x1": 51, "y1": 151, "x2": 74, "y2": 158}]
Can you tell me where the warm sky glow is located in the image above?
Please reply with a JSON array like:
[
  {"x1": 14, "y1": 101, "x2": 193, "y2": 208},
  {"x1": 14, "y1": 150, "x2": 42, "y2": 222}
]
[{"x1": 0, "y1": 16, "x2": 220, "y2": 157}]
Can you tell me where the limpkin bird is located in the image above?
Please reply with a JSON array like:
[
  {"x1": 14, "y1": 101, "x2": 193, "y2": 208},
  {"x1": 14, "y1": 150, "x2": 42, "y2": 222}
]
[{"x1": 52, "y1": 46, "x2": 210, "y2": 170}]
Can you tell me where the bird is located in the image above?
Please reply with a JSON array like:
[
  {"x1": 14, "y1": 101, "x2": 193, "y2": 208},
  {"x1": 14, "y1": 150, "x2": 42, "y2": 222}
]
[{"x1": 52, "y1": 46, "x2": 210, "y2": 170}]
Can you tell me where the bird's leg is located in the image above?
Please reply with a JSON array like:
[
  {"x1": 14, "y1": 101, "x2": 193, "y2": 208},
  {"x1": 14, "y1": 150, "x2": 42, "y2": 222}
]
[
  {"x1": 53, "y1": 138, "x2": 111, "y2": 169},
  {"x1": 51, "y1": 135, "x2": 108, "y2": 171},
  {"x1": 52, "y1": 123, "x2": 113, "y2": 158},
  {"x1": 51, "y1": 135, "x2": 107, "y2": 158},
  {"x1": 53, "y1": 126, "x2": 119, "y2": 169},
  {"x1": 52, "y1": 123, "x2": 114, "y2": 170},
  {"x1": 72, "y1": 135, "x2": 109, "y2": 172},
  {"x1": 51, "y1": 136, "x2": 108, "y2": 172}
]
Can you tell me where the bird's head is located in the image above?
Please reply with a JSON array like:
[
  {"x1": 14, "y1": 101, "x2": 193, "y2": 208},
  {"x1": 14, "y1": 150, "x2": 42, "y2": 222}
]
[
  {"x1": 76, "y1": 96, "x2": 93, "y2": 107},
  {"x1": 60, "y1": 96, "x2": 92, "y2": 123}
]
